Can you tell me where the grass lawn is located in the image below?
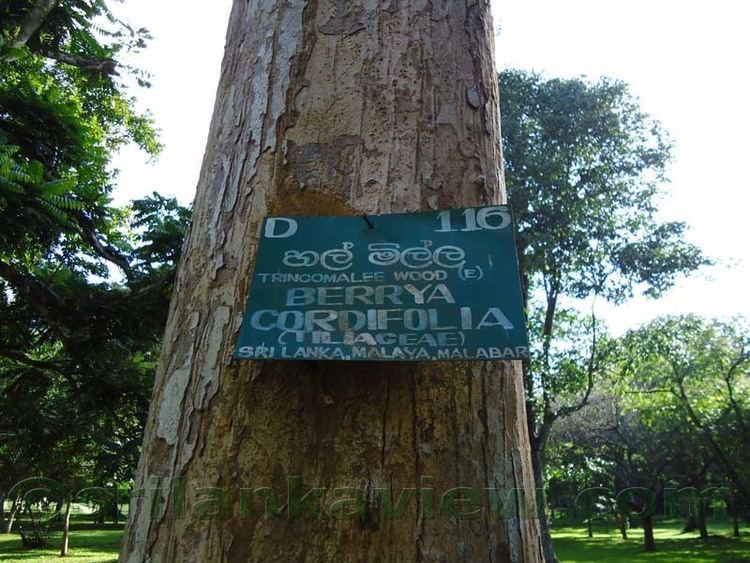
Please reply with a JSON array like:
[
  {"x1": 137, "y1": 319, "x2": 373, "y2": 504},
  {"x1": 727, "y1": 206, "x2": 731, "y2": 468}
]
[
  {"x1": 0, "y1": 519, "x2": 748, "y2": 561},
  {"x1": 0, "y1": 524, "x2": 123, "y2": 563},
  {"x1": 552, "y1": 519, "x2": 750, "y2": 563}
]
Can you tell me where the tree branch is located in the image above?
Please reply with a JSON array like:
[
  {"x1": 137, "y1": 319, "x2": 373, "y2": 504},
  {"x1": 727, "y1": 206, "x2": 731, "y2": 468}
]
[
  {"x1": 0, "y1": 345, "x2": 65, "y2": 373},
  {"x1": 0, "y1": 258, "x2": 82, "y2": 341},
  {"x1": 40, "y1": 48, "x2": 119, "y2": 75},
  {"x1": 674, "y1": 380, "x2": 750, "y2": 502},
  {"x1": 540, "y1": 287, "x2": 559, "y2": 421},
  {"x1": 723, "y1": 351, "x2": 749, "y2": 436},
  {"x1": 75, "y1": 213, "x2": 130, "y2": 272},
  {"x1": 0, "y1": 258, "x2": 61, "y2": 323},
  {"x1": 9, "y1": 0, "x2": 59, "y2": 49},
  {"x1": 558, "y1": 302, "x2": 600, "y2": 420}
]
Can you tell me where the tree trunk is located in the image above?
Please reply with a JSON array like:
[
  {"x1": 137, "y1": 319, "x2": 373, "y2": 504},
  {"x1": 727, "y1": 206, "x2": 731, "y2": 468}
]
[
  {"x1": 60, "y1": 497, "x2": 72, "y2": 557},
  {"x1": 614, "y1": 508, "x2": 628, "y2": 540},
  {"x1": 697, "y1": 496, "x2": 708, "y2": 540},
  {"x1": 4, "y1": 504, "x2": 18, "y2": 534},
  {"x1": 532, "y1": 444, "x2": 558, "y2": 561},
  {"x1": 642, "y1": 515, "x2": 656, "y2": 552},
  {"x1": 120, "y1": 1, "x2": 542, "y2": 561},
  {"x1": 731, "y1": 488, "x2": 740, "y2": 538}
]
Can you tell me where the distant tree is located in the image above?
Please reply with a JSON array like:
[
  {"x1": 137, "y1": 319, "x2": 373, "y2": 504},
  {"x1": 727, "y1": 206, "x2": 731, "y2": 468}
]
[
  {"x1": 500, "y1": 68, "x2": 709, "y2": 562},
  {"x1": 0, "y1": 194, "x2": 190, "y2": 533},
  {"x1": 547, "y1": 316, "x2": 750, "y2": 551},
  {"x1": 551, "y1": 388, "x2": 687, "y2": 552},
  {"x1": 0, "y1": 2, "x2": 188, "y2": 554},
  {"x1": 621, "y1": 316, "x2": 750, "y2": 507}
]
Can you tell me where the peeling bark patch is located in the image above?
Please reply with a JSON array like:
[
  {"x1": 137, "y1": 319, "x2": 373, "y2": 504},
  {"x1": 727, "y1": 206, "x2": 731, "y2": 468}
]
[
  {"x1": 286, "y1": 135, "x2": 362, "y2": 196},
  {"x1": 195, "y1": 306, "x2": 231, "y2": 410},
  {"x1": 466, "y1": 86, "x2": 481, "y2": 109},
  {"x1": 319, "y1": 0, "x2": 366, "y2": 35},
  {"x1": 156, "y1": 312, "x2": 201, "y2": 445},
  {"x1": 209, "y1": 253, "x2": 226, "y2": 281},
  {"x1": 157, "y1": 363, "x2": 192, "y2": 446}
]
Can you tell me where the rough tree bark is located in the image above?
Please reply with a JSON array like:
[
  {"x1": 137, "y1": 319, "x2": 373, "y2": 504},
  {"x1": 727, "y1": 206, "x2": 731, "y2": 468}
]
[{"x1": 120, "y1": 1, "x2": 543, "y2": 561}]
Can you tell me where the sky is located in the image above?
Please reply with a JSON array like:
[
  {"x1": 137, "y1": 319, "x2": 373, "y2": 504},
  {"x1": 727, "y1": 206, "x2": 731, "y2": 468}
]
[{"x1": 111, "y1": 0, "x2": 750, "y2": 335}]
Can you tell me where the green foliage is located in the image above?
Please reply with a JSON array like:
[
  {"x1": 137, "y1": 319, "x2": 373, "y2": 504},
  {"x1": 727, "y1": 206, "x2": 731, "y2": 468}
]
[
  {"x1": 0, "y1": 0, "x2": 161, "y2": 266},
  {"x1": 500, "y1": 69, "x2": 712, "y2": 558},
  {"x1": 130, "y1": 192, "x2": 192, "y2": 274},
  {"x1": 498, "y1": 68, "x2": 709, "y2": 461},
  {"x1": 501, "y1": 69, "x2": 708, "y2": 303},
  {"x1": 619, "y1": 316, "x2": 750, "y2": 502},
  {"x1": 546, "y1": 314, "x2": 750, "y2": 555},
  {"x1": 0, "y1": 1, "x2": 186, "y2": 502}
]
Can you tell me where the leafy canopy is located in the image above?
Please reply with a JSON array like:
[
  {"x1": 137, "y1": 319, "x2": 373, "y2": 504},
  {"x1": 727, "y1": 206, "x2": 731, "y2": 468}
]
[
  {"x1": 501, "y1": 69, "x2": 707, "y2": 303},
  {"x1": 0, "y1": 0, "x2": 188, "y2": 494}
]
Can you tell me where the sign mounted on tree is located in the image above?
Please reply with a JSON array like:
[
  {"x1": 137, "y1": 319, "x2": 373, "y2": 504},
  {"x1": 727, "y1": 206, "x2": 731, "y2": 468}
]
[{"x1": 235, "y1": 206, "x2": 529, "y2": 361}]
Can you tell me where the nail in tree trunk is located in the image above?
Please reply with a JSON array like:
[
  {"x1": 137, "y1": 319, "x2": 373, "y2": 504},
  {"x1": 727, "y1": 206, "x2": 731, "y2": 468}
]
[{"x1": 120, "y1": 1, "x2": 543, "y2": 561}]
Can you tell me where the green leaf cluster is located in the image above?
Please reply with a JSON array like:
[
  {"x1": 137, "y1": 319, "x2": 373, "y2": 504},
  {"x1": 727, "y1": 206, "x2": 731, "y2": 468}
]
[{"x1": 0, "y1": 1, "x2": 185, "y2": 496}]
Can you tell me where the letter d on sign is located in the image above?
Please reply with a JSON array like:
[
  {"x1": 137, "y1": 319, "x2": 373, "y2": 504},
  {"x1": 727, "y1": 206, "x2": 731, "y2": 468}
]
[{"x1": 265, "y1": 217, "x2": 298, "y2": 239}]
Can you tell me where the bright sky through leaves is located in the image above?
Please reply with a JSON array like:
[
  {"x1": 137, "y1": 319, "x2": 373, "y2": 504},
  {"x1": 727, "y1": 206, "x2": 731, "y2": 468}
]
[{"x1": 111, "y1": 0, "x2": 750, "y2": 334}]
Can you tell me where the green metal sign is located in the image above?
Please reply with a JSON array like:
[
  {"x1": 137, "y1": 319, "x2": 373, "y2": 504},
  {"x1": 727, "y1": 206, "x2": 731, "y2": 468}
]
[{"x1": 235, "y1": 206, "x2": 529, "y2": 361}]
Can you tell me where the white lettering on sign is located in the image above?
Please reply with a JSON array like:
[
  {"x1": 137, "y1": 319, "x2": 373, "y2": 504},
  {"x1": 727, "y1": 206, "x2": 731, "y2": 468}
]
[
  {"x1": 284, "y1": 284, "x2": 456, "y2": 307},
  {"x1": 436, "y1": 206, "x2": 511, "y2": 233},
  {"x1": 264, "y1": 217, "x2": 298, "y2": 239},
  {"x1": 238, "y1": 207, "x2": 529, "y2": 361},
  {"x1": 368, "y1": 242, "x2": 465, "y2": 269},
  {"x1": 247, "y1": 306, "x2": 514, "y2": 334},
  {"x1": 282, "y1": 242, "x2": 354, "y2": 271}
]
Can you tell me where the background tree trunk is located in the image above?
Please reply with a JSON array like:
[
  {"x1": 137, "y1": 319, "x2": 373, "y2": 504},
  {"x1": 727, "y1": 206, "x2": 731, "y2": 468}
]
[
  {"x1": 4, "y1": 502, "x2": 18, "y2": 534},
  {"x1": 120, "y1": 1, "x2": 542, "y2": 561},
  {"x1": 642, "y1": 515, "x2": 656, "y2": 552},
  {"x1": 532, "y1": 442, "x2": 557, "y2": 562},
  {"x1": 731, "y1": 487, "x2": 740, "y2": 538},
  {"x1": 616, "y1": 518, "x2": 628, "y2": 540},
  {"x1": 697, "y1": 496, "x2": 709, "y2": 540},
  {"x1": 60, "y1": 497, "x2": 71, "y2": 557}
]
